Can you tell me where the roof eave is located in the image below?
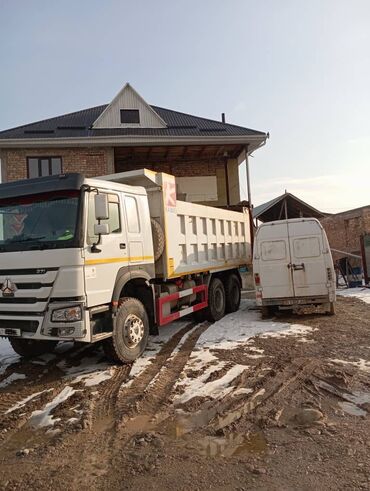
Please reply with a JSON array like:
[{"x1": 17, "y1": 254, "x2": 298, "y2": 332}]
[{"x1": 0, "y1": 134, "x2": 267, "y2": 150}]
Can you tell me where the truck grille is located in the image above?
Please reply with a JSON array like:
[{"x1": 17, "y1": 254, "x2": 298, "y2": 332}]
[
  {"x1": 0, "y1": 267, "x2": 58, "y2": 315},
  {"x1": 0, "y1": 319, "x2": 39, "y2": 333}
]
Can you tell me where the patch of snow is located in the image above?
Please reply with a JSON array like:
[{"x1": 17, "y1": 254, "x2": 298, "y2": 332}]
[
  {"x1": 173, "y1": 300, "x2": 315, "y2": 404},
  {"x1": 337, "y1": 287, "x2": 370, "y2": 304},
  {"x1": 29, "y1": 386, "x2": 79, "y2": 428},
  {"x1": 330, "y1": 358, "x2": 370, "y2": 373},
  {"x1": 261, "y1": 324, "x2": 316, "y2": 339},
  {"x1": 232, "y1": 388, "x2": 253, "y2": 396},
  {"x1": 5, "y1": 388, "x2": 53, "y2": 415},
  {"x1": 0, "y1": 338, "x2": 19, "y2": 374},
  {"x1": 73, "y1": 368, "x2": 113, "y2": 387},
  {"x1": 175, "y1": 363, "x2": 248, "y2": 403},
  {"x1": 0, "y1": 372, "x2": 26, "y2": 388}
]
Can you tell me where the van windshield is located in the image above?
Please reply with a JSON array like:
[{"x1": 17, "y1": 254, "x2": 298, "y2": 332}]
[{"x1": 0, "y1": 190, "x2": 81, "y2": 252}]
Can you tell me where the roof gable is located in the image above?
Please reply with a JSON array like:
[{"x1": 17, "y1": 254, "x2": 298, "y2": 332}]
[{"x1": 92, "y1": 83, "x2": 167, "y2": 129}]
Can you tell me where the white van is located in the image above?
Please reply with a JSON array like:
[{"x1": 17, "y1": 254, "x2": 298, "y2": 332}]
[{"x1": 253, "y1": 218, "x2": 336, "y2": 316}]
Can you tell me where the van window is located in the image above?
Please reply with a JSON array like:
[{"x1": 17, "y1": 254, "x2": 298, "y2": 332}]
[
  {"x1": 125, "y1": 196, "x2": 140, "y2": 233},
  {"x1": 261, "y1": 240, "x2": 287, "y2": 261},
  {"x1": 87, "y1": 193, "x2": 121, "y2": 244},
  {"x1": 293, "y1": 237, "x2": 320, "y2": 258}
]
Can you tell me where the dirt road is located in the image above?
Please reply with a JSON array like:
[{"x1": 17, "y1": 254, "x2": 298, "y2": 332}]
[{"x1": 0, "y1": 295, "x2": 369, "y2": 490}]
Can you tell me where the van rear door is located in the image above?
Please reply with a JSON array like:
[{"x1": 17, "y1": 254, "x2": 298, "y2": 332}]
[
  {"x1": 288, "y1": 220, "x2": 328, "y2": 297},
  {"x1": 257, "y1": 222, "x2": 294, "y2": 299}
]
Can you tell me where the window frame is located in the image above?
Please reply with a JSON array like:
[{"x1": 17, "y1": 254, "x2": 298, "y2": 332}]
[
  {"x1": 120, "y1": 109, "x2": 140, "y2": 124},
  {"x1": 27, "y1": 156, "x2": 63, "y2": 178},
  {"x1": 86, "y1": 192, "x2": 122, "y2": 245}
]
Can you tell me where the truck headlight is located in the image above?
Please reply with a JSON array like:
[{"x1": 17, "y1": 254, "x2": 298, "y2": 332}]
[{"x1": 52, "y1": 305, "x2": 82, "y2": 322}]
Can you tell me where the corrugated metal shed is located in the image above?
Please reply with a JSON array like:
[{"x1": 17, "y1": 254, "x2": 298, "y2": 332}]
[{"x1": 253, "y1": 192, "x2": 327, "y2": 222}]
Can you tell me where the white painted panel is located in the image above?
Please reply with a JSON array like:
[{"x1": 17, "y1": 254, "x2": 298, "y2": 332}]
[{"x1": 93, "y1": 83, "x2": 166, "y2": 129}]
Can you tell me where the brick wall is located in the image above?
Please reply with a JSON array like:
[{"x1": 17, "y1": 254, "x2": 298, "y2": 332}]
[
  {"x1": 321, "y1": 206, "x2": 370, "y2": 260},
  {"x1": 4, "y1": 147, "x2": 114, "y2": 182}
]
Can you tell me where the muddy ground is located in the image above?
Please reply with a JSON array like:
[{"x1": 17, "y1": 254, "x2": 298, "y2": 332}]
[{"x1": 0, "y1": 296, "x2": 369, "y2": 491}]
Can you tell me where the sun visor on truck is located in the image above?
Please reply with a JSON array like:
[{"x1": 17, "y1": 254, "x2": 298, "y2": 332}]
[{"x1": 0, "y1": 173, "x2": 85, "y2": 200}]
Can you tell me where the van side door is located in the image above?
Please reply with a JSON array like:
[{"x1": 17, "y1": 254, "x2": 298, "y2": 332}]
[
  {"x1": 288, "y1": 220, "x2": 328, "y2": 297},
  {"x1": 256, "y1": 222, "x2": 294, "y2": 299}
]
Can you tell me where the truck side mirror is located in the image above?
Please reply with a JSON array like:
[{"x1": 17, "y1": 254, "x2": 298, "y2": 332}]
[
  {"x1": 94, "y1": 194, "x2": 109, "y2": 220},
  {"x1": 94, "y1": 223, "x2": 110, "y2": 236}
]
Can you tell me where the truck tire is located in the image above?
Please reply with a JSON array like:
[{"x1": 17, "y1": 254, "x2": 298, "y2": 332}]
[
  {"x1": 151, "y1": 218, "x2": 165, "y2": 262},
  {"x1": 103, "y1": 297, "x2": 149, "y2": 364},
  {"x1": 205, "y1": 277, "x2": 226, "y2": 322},
  {"x1": 9, "y1": 338, "x2": 58, "y2": 358},
  {"x1": 224, "y1": 273, "x2": 241, "y2": 313}
]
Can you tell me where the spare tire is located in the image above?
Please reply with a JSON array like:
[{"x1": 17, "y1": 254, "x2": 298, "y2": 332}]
[{"x1": 151, "y1": 218, "x2": 165, "y2": 261}]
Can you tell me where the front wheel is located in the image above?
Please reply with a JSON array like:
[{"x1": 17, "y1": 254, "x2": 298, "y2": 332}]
[
  {"x1": 103, "y1": 297, "x2": 149, "y2": 364},
  {"x1": 9, "y1": 338, "x2": 58, "y2": 358}
]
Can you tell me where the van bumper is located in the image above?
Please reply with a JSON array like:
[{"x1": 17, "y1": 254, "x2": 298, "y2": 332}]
[{"x1": 260, "y1": 295, "x2": 332, "y2": 307}]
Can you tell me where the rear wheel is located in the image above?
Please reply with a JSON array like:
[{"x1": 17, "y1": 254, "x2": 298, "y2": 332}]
[
  {"x1": 326, "y1": 301, "x2": 335, "y2": 316},
  {"x1": 224, "y1": 273, "x2": 241, "y2": 313},
  {"x1": 103, "y1": 297, "x2": 149, "y2": 364},
  {"x1": 9, "y1": 338, "x2": 58, "y2": 358},
  {"x1": 204, "y1": 277, "x2": 226, "y2": 322},
  {"x1": 261, "y1": 306, "x2": 277, "y2": 319}
]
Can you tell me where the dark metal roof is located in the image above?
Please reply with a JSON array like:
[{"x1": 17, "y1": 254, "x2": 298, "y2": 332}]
[
  {"x1": 253, "y1": 192, "x2": 327, "y2": 222},
  {"x1": 0, "y1": 104, "x2": 266, "y2": 140}
]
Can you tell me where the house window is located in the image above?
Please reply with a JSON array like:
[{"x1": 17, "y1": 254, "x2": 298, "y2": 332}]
[
  {"x1": 120, "y1": 109, "x2": 140, "y2": 124},
  {"x1": 27, "y1": 157, "x2": 62, "y2": 178}
]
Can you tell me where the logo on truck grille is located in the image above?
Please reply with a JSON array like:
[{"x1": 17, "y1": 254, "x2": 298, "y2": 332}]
[{"x1": 1, "y1": 278, "x2": 17, "y2": 298}]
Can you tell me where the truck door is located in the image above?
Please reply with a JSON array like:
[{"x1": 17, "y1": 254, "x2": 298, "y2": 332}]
[
  {"x1": 258, "y1": 222, "x2": 294, "y2": 299},
  {"x1": 288, "y1": 220, "x2": 328, "y2": 297},
  {"x1": 123, "y1": 194, "x2": 144, "y2": 265},
  {"x1": 84, "y1": 192, "x2": 128, "y2": 307}
]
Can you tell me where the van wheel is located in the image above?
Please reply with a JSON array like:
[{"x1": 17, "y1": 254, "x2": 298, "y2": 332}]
[
  {"x1": 205, "y1": 278, "x2": 226, "y2": 322},
  {"x1": 9, "y1": 338, "x2": 58, "y2": 358},
  {"x1": 326, "y1": 302, "x2": 335, "y2": 316},
  {"x1": 103, "y1": 297, "x2": 149, "y2": 364},
  {"x1": 261, "y1": 306, "x2": 275, "y2": 319},
  {"x1": 224, "y1": 274, "x2": 241, "y2": 313}
]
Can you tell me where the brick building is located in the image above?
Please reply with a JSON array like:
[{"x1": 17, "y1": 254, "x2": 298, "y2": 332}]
[
  {"x1": 0, "y1": 83, "x2": 268, "y2": 206},
  {"x1": 321, "y1": 205, "x2": 370, "y2": 262}
]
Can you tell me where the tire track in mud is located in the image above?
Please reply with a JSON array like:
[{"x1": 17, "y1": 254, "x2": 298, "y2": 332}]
[
  {"x1": 118, "y1": 321, "x2": 210, "y2": 422},
  {"x1": 205, "y1": 357, "x2": 320, "y2": 431},
  {"x1": 69, "y1": 321, "x2": 204, "y2": 489}
]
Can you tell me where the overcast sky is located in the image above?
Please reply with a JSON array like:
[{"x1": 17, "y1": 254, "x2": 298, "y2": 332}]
[{"x1": 1, "y1": 0, "x2": 369, "y2": 212}]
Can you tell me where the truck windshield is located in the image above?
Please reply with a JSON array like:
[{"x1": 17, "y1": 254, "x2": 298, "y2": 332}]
[{"x1": 0, "y1": 190, "x2": 81, "y2": 252}]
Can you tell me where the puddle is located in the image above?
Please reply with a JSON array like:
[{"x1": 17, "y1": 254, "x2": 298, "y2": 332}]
[
  {"x1": 339, "y1": 402, "x2": 367, "y2": 417},
  {"x1": 316, "y1": 380, "x2": 370, "y2": 416},
  {"x1": 196, "y1": 432, "x2": 267, "y2": 458}
]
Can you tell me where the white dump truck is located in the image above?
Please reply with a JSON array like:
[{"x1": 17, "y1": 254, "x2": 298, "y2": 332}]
[
  {"x1": 0, "y1": 169, "x2": 251, "y2": 363},
  {"x1": 253, "y1": 218, "x2": 336, "y2": 316}
]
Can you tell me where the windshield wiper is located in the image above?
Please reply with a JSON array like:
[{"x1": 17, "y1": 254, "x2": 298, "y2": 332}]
[{"x1": 6, "y1": 236, "x2": 46, "y2": 243}]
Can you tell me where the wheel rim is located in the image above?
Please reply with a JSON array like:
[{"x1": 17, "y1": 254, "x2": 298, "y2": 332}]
[
  {"x1": 214, "y1": 286, "x2": 224, "y2": 313},
  {"x1": 123, "y1": 314, "x2": 145, "y2": 348}
]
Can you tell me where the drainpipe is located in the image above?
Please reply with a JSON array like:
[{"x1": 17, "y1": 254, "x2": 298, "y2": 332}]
[{"x1": 245, "y1": 145, "x2": 254, "y2": 255}]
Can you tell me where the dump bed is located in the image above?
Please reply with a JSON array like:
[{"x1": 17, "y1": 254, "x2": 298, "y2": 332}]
[{"x1": 102, "y1": 169, "x2": 251, "y2": 280}]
